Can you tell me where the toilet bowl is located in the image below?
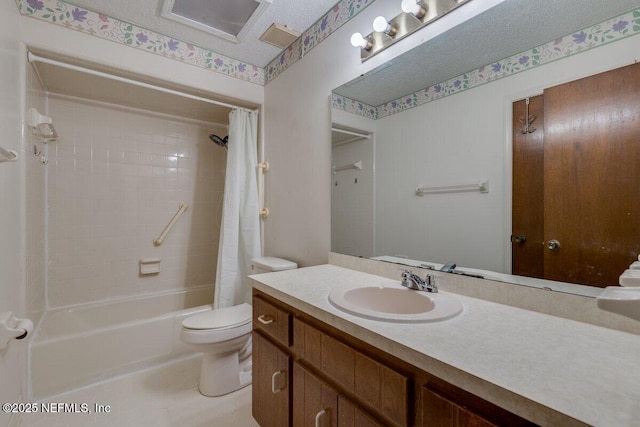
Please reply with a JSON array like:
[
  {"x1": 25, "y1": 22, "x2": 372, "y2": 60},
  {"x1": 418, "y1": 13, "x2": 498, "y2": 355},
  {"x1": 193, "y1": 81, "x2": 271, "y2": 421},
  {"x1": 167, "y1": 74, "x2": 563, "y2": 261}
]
[
  {"x1": 180, "y1": 303, "x2": 253, "y2": 397},
  {"x1": 181, "y1": 256, "x2": 297, "y2": 397}
]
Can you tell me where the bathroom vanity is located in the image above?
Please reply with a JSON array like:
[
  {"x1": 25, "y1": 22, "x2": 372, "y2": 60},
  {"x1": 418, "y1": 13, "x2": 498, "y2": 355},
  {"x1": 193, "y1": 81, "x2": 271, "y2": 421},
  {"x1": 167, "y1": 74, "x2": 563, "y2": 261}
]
[
  {"x1": 250, "y1": 264, "x2": 640, "y2": 426},
  {"x1": 252, "y1": 289, "x2": 531, "y2": 426}
]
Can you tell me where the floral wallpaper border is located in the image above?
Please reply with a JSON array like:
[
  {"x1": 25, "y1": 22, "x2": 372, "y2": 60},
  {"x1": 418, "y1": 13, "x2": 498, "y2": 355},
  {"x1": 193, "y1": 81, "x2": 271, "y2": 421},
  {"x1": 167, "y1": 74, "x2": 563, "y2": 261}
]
[
  {"x1": 335, "y1": 7, "x2": 640, "y2": 120},
  {"x1": 17, "y1": 0, "x2": 265, "y2": 84},
  {"x1": 331, "y1": 94, "x2": 378, "y2": 120},
  {"x1": 15, "y1": 0, "x2": 376, "y2": 87},
  {"x1": 264, "y1": 0, "x2": 376, "y2": 84}
]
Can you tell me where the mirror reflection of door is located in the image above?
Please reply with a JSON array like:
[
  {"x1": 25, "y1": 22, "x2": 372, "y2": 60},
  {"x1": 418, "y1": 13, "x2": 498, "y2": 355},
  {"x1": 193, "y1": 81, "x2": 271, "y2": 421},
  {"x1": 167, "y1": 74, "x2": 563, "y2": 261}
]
[
  {"x1": 512, "y1": 62, "x2": 640, "y2": 287},
  {"x1": 331, "y1": 126, "x2": 374, "y2": 258}
]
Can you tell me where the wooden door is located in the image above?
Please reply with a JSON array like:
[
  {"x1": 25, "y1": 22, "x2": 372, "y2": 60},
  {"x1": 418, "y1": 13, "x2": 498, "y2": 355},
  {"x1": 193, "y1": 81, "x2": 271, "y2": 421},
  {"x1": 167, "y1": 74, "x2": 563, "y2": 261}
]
[
  {"x1": 252, "y1": 331, "x2": 291, "y2": 427},
  {"x1": 293, "y1": 362, "x2": 338, "y2": 427},
  {"x1": 512, "y1": 95, "x2": 545, "y2": 278},
  {"x1": 512, "y1": 63, "x2": 640, "y2": 287},
  {"x1": 543, "y1": 63, "x2": 640, "y2": 286}
]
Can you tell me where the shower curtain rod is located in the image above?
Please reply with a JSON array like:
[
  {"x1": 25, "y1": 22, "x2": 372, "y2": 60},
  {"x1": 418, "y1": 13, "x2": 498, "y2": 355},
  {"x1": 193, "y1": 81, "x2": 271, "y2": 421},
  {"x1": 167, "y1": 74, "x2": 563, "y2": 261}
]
[{"x1": 27, "y1": 52, "x2": 258, "y2": 114}]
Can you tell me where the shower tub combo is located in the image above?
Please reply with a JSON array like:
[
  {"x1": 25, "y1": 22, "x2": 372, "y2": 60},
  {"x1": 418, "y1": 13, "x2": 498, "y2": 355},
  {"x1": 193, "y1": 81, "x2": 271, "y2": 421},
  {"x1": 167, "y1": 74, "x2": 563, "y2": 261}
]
[{"x1": 30, "y1": 286, "x2": 213, "y2": 399}]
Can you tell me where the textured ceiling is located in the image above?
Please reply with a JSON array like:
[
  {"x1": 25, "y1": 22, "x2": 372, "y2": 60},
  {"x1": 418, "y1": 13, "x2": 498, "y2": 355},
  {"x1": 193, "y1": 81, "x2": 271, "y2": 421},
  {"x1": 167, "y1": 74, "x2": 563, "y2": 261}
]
[
  {"x1": 334, "y1": 0, "x2": 640, "y2": 106},
  {"x1": 67, "y1": 0, "x2": 338, "y2": 67}
]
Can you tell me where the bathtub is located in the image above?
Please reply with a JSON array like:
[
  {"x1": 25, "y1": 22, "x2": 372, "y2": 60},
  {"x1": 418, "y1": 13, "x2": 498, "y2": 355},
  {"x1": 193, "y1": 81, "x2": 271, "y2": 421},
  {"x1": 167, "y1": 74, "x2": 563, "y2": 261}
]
[{"x1": 30, "y1": 286, "x2": 214, "y2": 399}]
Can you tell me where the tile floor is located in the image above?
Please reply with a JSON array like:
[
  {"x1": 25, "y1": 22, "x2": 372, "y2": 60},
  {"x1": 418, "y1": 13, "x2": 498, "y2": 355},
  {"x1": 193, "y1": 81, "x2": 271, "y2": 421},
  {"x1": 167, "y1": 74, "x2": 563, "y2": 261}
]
[{"x1": 19, "y1": 355, "x2": 259, "y2": 427}]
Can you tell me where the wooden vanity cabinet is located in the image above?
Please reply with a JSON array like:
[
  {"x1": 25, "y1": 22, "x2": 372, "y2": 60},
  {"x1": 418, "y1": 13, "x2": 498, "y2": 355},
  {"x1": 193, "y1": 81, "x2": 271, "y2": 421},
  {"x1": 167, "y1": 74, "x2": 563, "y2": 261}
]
[
  {"x1": 293, "y1": 360, "x2": 383, "y2": 427},
  {"x1": 253, "y1": 331, "x2": 291, "y2": 427},
  {"x1": 252, "y1": 290, "x2": 535, "y2": 427},
  {"x1": 293, "y1": 317, "x2": 410, "y2": 426},
  {"x1": 419, "y1": 381, "x2": 535, "y2": 427},
  {"x1": 252, "y1": 295, "x2": 293, "y2": 427}
]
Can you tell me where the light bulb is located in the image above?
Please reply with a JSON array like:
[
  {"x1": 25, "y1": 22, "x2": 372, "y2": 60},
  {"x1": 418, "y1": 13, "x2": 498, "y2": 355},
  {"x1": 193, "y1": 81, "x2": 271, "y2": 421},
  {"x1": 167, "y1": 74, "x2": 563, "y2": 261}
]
[
  {"x1": 373, "y1": 16, "x2": 391, "y2": 33},
  {"x1": 401, "y1": 0, "x2": 426, "y2": 18},
  {"x1": 350, "y1": 32, "x2": 370, "y2": 49}
]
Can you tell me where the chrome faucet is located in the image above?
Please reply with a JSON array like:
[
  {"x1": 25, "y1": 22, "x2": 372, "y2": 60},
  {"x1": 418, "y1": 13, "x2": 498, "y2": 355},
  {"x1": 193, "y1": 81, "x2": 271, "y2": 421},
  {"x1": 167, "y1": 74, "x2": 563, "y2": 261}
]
[
  {"x1": 439, "y1": 263, "x2": 457, "y2": 273},
  {"x1": 400, "y1": 270, "x2": 438, "y2": 293}
]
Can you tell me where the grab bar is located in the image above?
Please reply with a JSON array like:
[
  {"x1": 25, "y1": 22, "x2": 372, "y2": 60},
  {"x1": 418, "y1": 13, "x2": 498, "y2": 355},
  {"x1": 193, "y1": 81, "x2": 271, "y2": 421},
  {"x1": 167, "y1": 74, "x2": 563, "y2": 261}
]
[
  {"x1": 154, "y1": 202, "x2": 188, "y2": 246},
  {"x1": 0, "y1": 146, "x2": 17, "y2": 163},
  {"x1": 416, "y1": 180, "x2": 489, "y2": 195}
]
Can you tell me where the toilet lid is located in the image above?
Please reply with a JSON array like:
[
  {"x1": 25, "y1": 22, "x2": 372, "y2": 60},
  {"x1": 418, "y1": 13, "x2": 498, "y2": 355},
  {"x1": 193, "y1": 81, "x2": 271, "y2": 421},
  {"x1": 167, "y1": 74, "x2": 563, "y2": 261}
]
[{"x1": 182, "y1": 303, "x2": 252, "y2": 330}]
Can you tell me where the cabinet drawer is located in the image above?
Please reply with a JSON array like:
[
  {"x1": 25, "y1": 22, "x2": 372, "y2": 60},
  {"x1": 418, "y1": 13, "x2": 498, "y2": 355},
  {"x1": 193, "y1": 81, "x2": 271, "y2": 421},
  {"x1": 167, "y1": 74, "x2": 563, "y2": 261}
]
[
  {"x1": 294, "y1": 318, "x2": 409, "y2": 427},
  {"x1": 253, "y1": 296, "x2": 291, "y2": 347}
]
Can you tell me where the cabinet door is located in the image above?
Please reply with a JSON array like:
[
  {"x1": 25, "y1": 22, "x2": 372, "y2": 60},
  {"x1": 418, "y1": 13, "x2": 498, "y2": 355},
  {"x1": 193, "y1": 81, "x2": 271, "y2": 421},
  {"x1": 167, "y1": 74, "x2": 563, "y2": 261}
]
[
  {"x1": 421, "y1": 385, "x2": 535, "y2": 427},
  {"x1": 294, "y1": 318, "x2": 409, "y2": 426},
  {"x1": 422, "y1": 386, "x2": 496, "y2": 427},
  {"x1": 293, "y1": 362, "x2": 338, "y2": 427},
  {"x1": 338, "y1": 396, "x2": 384, "y2": 427},
  {"x1": 253, "y1": 331, "x2": 291, "y2": 427}
]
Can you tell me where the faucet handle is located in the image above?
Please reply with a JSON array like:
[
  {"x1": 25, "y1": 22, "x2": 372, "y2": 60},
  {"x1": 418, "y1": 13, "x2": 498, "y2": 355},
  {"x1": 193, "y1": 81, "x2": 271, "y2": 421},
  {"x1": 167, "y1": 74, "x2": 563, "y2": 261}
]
[
  {"x1": 400, "y1": 269, "x2": 412, "y2": 283},
  {"x1": 425, "y1": 274, "x2": 438, "y2": 293},
  {"x1": 399, "y1": 269, "x2": 413, "y2": 278}
]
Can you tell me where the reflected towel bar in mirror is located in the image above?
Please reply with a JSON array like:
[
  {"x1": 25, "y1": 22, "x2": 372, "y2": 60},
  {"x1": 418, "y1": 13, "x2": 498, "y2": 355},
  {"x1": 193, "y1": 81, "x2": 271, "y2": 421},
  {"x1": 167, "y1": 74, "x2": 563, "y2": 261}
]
[{"x1": 416, "y1": 180, "x2": 489, "y2": 195}]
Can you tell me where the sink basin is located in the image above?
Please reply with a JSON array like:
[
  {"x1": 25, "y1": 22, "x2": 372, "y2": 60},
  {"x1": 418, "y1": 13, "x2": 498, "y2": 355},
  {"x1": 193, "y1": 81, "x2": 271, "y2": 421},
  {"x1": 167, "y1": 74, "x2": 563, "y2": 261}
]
[
  {"x1": 596, "y1": 286, "x2": 640, "y2": 323},
  {"x1": 328, "y1": 283, "x2": 463, "y2": 323}
]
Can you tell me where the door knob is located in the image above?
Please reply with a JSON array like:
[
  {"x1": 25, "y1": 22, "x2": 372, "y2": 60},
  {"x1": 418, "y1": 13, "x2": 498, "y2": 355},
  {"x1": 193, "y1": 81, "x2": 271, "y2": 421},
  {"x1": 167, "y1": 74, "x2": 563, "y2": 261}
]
[
  {"x1": 512, "y1": 235, "x2": 527, "y2": 244},
  {"x1": 546, "y1": 239, "x2": 561, "y2": 251}
]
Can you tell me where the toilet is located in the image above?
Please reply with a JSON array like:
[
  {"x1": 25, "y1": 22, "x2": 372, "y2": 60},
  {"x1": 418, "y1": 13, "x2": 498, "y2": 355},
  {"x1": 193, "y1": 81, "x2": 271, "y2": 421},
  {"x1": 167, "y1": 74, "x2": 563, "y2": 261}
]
[{"x1": 180, "y1": 257, "x2": 297, "y2": 397}]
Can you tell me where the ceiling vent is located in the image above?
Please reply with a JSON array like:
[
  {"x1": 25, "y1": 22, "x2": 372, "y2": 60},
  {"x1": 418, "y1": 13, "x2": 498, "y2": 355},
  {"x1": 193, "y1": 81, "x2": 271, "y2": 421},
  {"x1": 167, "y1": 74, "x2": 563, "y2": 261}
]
[
  {"x1": 161, "y1": 0, "x2": 272, "y2": 44},
  {"x1": 259, "y1": 23, "x2": 300, "y2": 49}
]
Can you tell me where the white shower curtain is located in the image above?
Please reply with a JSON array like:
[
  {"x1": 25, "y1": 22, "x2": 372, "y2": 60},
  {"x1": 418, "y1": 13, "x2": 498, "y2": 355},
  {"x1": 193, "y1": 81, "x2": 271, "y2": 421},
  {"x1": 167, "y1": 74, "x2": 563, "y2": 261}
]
[{"x1": 214, "y1": 109, "x2": 262, "y2": 309}]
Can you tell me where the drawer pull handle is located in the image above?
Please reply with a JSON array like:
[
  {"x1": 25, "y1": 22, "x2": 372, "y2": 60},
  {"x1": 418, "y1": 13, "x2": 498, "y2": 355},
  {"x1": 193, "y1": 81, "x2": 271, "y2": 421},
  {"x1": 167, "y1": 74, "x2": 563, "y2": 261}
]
[
  {"x1": 258, "y1": 315, "x2": 274, "y2": 325},
  {"x1": 271, "y1": 370, "x2": 286, "y2": 394},
  {"x1": 315, "y1": 409, "x2": 327, "y2": 427}
]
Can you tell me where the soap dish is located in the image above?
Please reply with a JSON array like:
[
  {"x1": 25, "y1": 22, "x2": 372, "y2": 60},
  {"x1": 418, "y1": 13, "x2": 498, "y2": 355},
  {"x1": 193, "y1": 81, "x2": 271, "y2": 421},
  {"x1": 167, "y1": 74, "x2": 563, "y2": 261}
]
[
  {"x1": 619, "y1": 269, "x2": 640, "y2": 286},
  {"x1": 596, "y1": 287, "x2": 640, "y2": 323}
]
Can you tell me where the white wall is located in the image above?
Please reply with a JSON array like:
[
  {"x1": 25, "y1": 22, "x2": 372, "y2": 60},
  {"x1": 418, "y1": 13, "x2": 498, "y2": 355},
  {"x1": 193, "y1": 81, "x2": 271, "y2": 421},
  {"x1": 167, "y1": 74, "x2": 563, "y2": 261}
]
[
  {"x1": 374, "y1": 86, "x2": 505, "y2": 270},
  {"x1": 263, "y1": 0, "x2": 407, "y2": 266},
  {"x1": 331, "y1": 133, "x2": 374, "y2": 258},
  {"x1": 265, "y1": 0, "x2": 640, "y2": 268},
  {"x1": 331, "y1": 109, "x2": 377, "y2": 258},
  {"x1": 0, "y1": 2, "x2": 26, "y2": 425}
]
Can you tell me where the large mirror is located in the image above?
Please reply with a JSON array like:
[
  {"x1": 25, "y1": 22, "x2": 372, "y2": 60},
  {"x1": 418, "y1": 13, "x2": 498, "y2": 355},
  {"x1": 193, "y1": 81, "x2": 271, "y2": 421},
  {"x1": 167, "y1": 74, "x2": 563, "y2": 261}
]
[{"x1": 331, "y1": 0, "x2": 640, "y2": 297}]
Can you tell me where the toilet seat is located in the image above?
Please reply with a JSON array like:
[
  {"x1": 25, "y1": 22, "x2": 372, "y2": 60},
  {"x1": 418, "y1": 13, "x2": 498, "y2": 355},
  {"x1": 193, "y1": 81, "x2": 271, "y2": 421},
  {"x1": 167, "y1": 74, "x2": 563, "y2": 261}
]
[{"x1": 182, "y1": 303, "x2": 252, "y2": 330}]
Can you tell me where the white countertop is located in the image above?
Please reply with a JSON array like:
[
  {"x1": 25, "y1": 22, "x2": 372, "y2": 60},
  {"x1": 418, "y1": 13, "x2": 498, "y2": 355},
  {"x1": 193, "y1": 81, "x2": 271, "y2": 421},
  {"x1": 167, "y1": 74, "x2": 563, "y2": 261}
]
[{"x1": 250, "y1": 264, "x2": 640, "y2": 427}]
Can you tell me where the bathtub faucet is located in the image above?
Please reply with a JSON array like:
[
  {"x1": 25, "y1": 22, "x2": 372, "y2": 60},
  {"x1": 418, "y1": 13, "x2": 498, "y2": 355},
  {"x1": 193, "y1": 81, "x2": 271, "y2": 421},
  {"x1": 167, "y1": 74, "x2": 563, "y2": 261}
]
[{"x1": 400, "y1": 270, "x2": 438, "y2": 293}]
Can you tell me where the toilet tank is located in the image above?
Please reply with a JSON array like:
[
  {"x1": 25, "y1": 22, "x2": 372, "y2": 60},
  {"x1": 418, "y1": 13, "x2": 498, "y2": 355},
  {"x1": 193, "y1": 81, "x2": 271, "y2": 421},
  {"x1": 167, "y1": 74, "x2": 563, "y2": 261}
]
[{"x1": 250, "y1": 257, "x2": 297, "y2": 275}]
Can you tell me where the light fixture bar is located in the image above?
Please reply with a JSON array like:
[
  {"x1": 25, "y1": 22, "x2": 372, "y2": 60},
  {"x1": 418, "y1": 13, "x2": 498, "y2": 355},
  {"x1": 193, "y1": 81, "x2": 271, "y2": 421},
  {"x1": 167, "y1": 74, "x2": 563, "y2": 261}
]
[{"x1": 355, "y1": 0, "x2": 472, "y2": 61}]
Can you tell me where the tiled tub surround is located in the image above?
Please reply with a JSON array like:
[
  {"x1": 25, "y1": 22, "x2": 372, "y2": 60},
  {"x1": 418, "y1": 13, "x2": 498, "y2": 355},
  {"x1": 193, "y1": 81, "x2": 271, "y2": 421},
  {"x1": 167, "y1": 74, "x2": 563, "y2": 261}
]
[
  {"x1": 46, "y1": 94, "x2": 227, "y2": 307},
  {"x1": 250, "y1": 265, "x2": 640, "y2": 426},
  {"x1": 30, "y1": 286, "x2": 213, "y2": 399}
]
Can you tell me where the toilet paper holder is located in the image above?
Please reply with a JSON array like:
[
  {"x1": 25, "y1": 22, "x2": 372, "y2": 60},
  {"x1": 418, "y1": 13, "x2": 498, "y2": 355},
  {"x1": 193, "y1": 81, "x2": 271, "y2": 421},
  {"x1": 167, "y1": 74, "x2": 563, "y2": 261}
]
[{"x1": 0, "y1": 312, "x2": 33, "y2": 350}]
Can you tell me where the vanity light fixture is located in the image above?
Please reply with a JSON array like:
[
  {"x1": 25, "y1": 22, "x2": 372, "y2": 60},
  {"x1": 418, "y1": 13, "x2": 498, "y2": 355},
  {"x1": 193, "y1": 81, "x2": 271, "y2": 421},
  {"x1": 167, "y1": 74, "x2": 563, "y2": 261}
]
[
  {"x1": 401, "y1": 0, "x2": 427, "y2": 19},
  {"x1": 352, "y1": 0, "x2": 472, "y2": 61},
  {"x1": 350, "y1": 32, "x2": 373, "y2": 50},
  {"x1": 372, "y1": 16, "x2": 398, "y2": 37}
]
